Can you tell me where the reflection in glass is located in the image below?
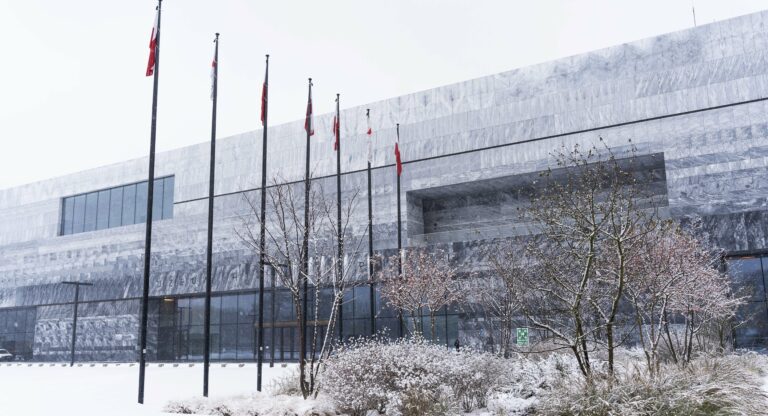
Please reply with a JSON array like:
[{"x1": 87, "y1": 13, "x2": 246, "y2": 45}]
[
  {"x1": 109, "y1": 187, "x2": 123, "y2": 228},
  {"x1": 121, "y1": 184, "x2": 136, "y2": 226},
  {"x1": 96, "y1": 190, "x2": 110, "y2": 230},
  {"x1": 135, "y1": 181, "x2": 148, "y2": 223},
  {"x1": 72, "y1": 195, "x2": 86, "y2": 233}
]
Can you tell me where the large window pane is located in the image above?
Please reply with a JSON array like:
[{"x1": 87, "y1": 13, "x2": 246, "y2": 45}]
[
  {"x1": 188, "y1": 326, "x2": 204, "y2": 360},
  {"x1": 237, "y1": 324, "x2": 254, "y2": 360},
  {"x1": 220, "y1": 325, "x2": 237, "y2": 360},
  {"x1": 221, "y1": 295, "x2": 238, "y2": 324},
  {"x1": 238, "y1": 293, "x2": 256, "y2": 325},
  {"x1": 72, "y1": 195, "x2": 86, "y2": 234},
  {"x1": 728, "y1": 258, "x2": 765, "y2": 301},
  {"x1": 121, "y1": 184, "x2": 136, "y2": 225},
  {"x1": 163, "y1": 176, "x2": 175, "y2": 219},
  {"x1": 209, "y1": 325, "x2": 221, "y2": 360},
  {"x1": 211, "y1": 296, "x2": 221, "y2": 326},
  {"x1": 109, "y1": 187, "x2": 123, "y2": 228},
  {"x1": 62, "y1": 197, "x2": 74, "y2": 235},
  {"x1": 190, "y1": 298, "x2": 205, "y2": 326},
  {"x1": 354, "y1": 286, "x2": 371, "y2": 319},
  {"x1": 96, "y1": 189, "x2": 110, "y2": 230},
  {"x1": 83, "y1": 192, "x2": 98, "y2": 232},
  {"x1": 135, "y1": 182, "x2": 148, "y2": 223},
  {"x1": 177, "y1": 297, "x2": 190, "y2": 326},
  {"x1": 152, "y1": 178, "x2": 164, "y2": 221},
  {"x1": 159, "y1": 298, "x2": 176, "y2": 328},
  {"x1": 276, "y1": 292, "x2": 294, "y2": 321},
  {"x1": 317, "y1": 289, "x2": 333, "y2": 321}
]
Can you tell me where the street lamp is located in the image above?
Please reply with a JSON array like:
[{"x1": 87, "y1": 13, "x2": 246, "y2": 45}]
[{"x1": 61, "y1": 281, "x2": 93, "y2": 367}]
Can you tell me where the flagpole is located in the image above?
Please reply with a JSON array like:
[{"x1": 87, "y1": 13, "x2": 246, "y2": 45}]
[
  {"x1": 203, "y1": 32, "x2": 220, "y2": 398},
  {"x1": 138, "y1": 0, "x2": 161, "y2": 404},
  {"x1": 366, "y1": 109, "x2": 375, "y2": 336},
  {"x1": 335, "y1": 94, "x2": 343, "y2": 342},
  {"x1": 396, "y1": 123, "x2": 404, "y2": 338},
  {"x1": 256, "y1": 54, "x2": 269, "y2": 392},
  {"x1": 301, "y1": 78, "x2": 313, "y2": 360}
]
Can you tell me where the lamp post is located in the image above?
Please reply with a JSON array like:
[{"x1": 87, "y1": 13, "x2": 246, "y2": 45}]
[{"x1": 61, "y1": 281, "x2": 93, "y2": 367}]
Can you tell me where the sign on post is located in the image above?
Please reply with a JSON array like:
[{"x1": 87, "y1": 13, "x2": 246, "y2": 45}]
[{"x1": 516, "y1": 327, "x2": 529, "y2": 346}]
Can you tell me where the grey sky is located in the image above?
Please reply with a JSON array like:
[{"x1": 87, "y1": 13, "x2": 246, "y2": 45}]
[{"x1": 0, "y1": 0, "x2": 765, "y2": 189}]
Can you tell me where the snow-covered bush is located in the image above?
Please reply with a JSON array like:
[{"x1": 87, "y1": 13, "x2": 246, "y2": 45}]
[
  {"x1": 321, "y1": 336, "x2": 506, "y2": 415},
  {"x1": 164, "y1": 392, "x2": 339, "y2": 416},
  {"x1": 268, "y1": 366, "x2": 302, "y2": 396},
  {"x1": 536, "y1": 352, "x2": 768, "y2": 415}
]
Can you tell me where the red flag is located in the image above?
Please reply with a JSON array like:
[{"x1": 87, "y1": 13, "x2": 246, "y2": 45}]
[
  {"x1": 305, "y1": 82, "x2": 314, "y2": 136},
  {"x1": 260, "y1": 81, "x2": 268, "y2": 126},
  {"x1": 395, "y1": 127, "x2": 403, "y2": 176},
  {"x1": 332, "y1": 116, "x2": 339, "y2": 151},
  {"x1": 366, "y1": 109, "x2": 373, "y2": 163},
  {"x1": 146, "y1": 10, "x2": 159, "y2": 77}
]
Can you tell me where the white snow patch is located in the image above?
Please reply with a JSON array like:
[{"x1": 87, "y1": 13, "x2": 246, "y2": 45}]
[{"x1": 0, "y1": 363, "x2": 293, "y2": 416}]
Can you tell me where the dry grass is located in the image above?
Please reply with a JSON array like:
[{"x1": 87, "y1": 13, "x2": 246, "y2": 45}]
[{"x1": 536, "y1": 352, "x2": 768, "y2": 416}]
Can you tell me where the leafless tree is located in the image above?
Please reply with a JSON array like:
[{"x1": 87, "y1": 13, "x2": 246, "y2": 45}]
[
  {"x1": 624, "y1": 223, "x2": 741, "y2": 375},
  {"x1": 237, "y1": 177, "x2": 365, "y2": 399},
  {"x1": 377, "y1": 248, "x2": 464, "y2": 342},
  {"x1": 519, "y1": 141, "x2": 661, "y2": 378},
  {"x1": 474, "y1": 240, "x2": 529, "y2": 357}
]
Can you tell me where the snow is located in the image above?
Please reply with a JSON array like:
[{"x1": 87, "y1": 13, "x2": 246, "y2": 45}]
[{"x1": 0, "y1": 362, "x2": 294, "y2": 416}]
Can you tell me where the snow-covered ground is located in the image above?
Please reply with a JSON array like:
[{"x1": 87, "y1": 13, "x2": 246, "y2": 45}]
[{"x1": 0, "y1": 362, "x2": 293, "y2": 416}]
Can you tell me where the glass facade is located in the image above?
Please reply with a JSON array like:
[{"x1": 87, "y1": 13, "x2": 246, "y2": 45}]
[
  {"x1": 0, "y1": 308, "x2": 36, "y2": 360},
  {"x1": 60, "y1": 176, "x2": 174, "y2": 236},
  {"x1": 727, "y1": 255, "x2": 768, "y2": 348},
  {"x1": 155, "y1": 285, "x2": 460, "y2": 362}
]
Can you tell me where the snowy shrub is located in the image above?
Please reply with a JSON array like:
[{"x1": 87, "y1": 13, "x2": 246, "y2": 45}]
[
  {"x1": 536, "y1": 352, "x2": 768, "y2": 416},
  {"x1": 164, "y1": 399, "x2": 205, "y2": 414},
  {"x1": 268, "y1": 366, "x2": 302, "y2": 396},
  {"x1": 165, "y1": 392, "x2": 339, "y2": 416},
  {"x1": 321, "y1": 336, "x2": 505, "y2": 415}
]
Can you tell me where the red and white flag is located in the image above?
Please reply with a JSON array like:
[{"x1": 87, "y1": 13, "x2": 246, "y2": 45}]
[
  {"x1": 332, "y1": 116, "x2": 340, "y2": 151},
  {"x1": 145, "y1": 10, "x2": 159, "y2": 77},
  {"x1": 210, "y1": 56, "x2": 217, "y2": 100},
  {"x1": 260, "y1": 80, "x2": 268, "y2": 126},
  {"x1": 366, "y1": 110, "x2": 373, "y2": 163},
  {"x1": 395, "y1": 125, "x2": 403, "y2": 176},
  {"x1": 304, "y1": 82, "x2": 314, "y2": 136}
]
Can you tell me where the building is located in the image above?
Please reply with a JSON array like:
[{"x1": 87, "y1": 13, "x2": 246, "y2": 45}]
[{"x1": 2, "y1": 11, "x2": 768, "y2": 362}]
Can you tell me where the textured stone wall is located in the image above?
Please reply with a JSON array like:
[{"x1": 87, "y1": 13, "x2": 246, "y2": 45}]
[{"x1": 2, "y1": 11, "x2": 768, "y2": 359}]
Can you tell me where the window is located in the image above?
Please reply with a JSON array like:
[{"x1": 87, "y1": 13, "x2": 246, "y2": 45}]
[
  {"x1": 727, "y1": 256, "x2": 768, "y2": 348},
  {"x1": 0, "y1": 307, "x2": 36, "y2": 361},
  {"x1": 60, "y1": 176, "x2": 174, "y2": 236}
]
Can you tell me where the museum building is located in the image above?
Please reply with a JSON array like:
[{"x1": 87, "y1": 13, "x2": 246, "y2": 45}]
[{"x1": 1, "y1": 11, "x2": 768, "y2": 362}]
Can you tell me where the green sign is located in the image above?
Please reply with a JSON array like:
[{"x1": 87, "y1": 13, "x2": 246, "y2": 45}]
[{"x1": 516, "y1": 327, "x2": 529, "y2": 346}]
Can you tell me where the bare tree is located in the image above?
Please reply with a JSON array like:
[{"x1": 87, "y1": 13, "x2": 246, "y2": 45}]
[
  {"x1": 377, "y1": 248, "x2": 464, "y2": 342},
  {"x1": 237, "y1": 177, "x2": 365, "y2": 399},
  {"x1": 626, "y1": 223, "x2": 744, "y2": 375},
  {"x1": 474, "y1": 240, "x2": 528, "y2": 357},
  {"x1": 624, "y1": 223, "x2": 741, "y2": 375},
  {"x1": 519, "y1": 141, "x2": 661, "y2": 378}
]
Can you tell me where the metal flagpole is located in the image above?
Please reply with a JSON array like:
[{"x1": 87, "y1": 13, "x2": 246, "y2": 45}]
[
  {"x1": 335, "y1": 94, "x2": 344, "y2": 342},
  {"x1": 396, "y1": 123, "x2": 404, "y2": 337},
  {"x1": 256, "y1": 54, "x2": 269, "y2": 392},
  {"x1": 203, "y1": 32, "x2": 220, "y2": 398},
  {"x1": 138, "y1": 0, "x2": 162, "y2": 404},
  {"x1": 366, "y1": 109, "x2": 375, "y2": 335},
  {"x1": 301, "y1": 79, "x2": 313, "y2": 359}
]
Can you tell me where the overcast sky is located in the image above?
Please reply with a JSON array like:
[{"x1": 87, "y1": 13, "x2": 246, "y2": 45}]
[{"x1": 1, "y1": 0, "x2": 766, "y2": 190}]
